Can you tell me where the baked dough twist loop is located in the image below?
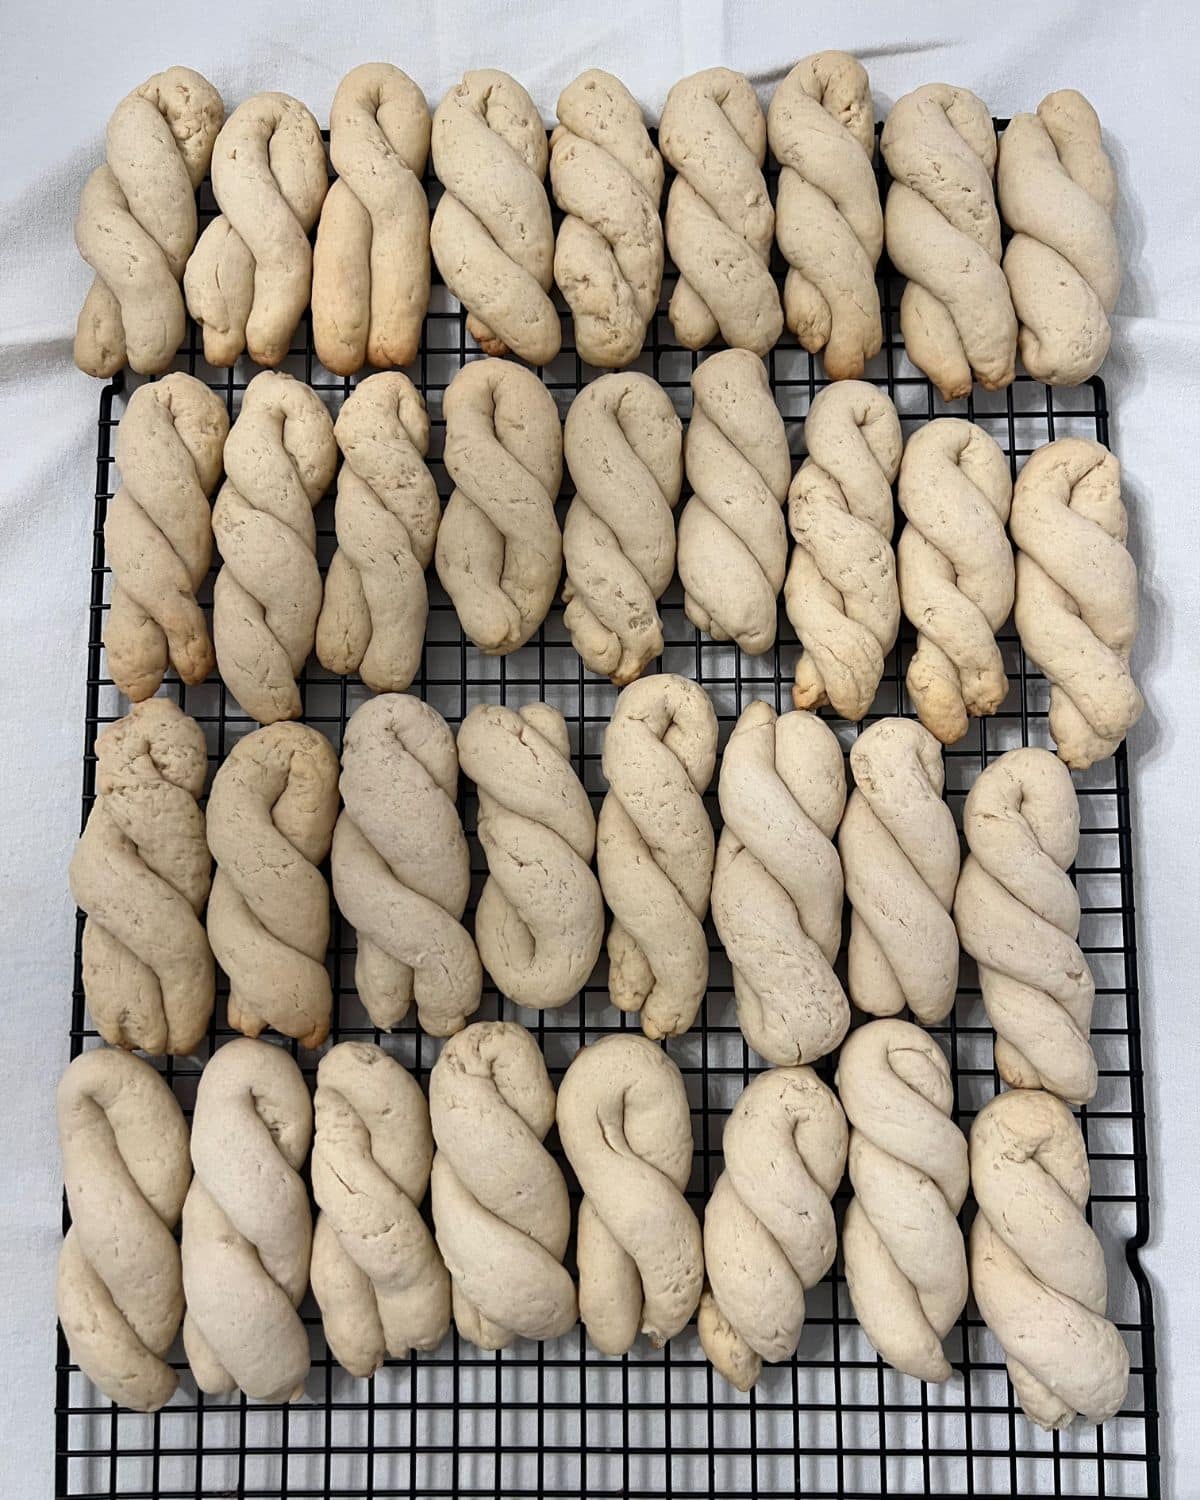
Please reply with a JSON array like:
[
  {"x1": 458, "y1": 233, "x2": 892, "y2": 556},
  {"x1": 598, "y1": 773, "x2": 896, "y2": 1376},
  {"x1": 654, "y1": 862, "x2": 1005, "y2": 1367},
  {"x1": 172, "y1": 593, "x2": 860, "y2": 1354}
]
[
  {"x1": 881, "y1": 85, "x2": 1017, "y2": 400},
  {"x1": 185, "y1": 93, "x2": 328, "y2": 368},
  {"x1": 57, "y1": 1049, "x2": 191, "y2": 1411},
  {"x1": 557, "y1": 1034, "x2": 702, "y2": 1353},
  {"x1": 182, "y1": 1038, "x2": 313, "y2": 1402},
  {"x1": 75, "y1": 67, "x2": 224, "y2": 377},
  {"x1": 562, "y1": 373, "x2": 682, "y2": 683},
  {"x1": 836, "y1": 1019, "x2": 968, "y2": 1382},
  {"x1": 206, "y1": 723, "x2": 339, "y2": 1050},
  {"x1": 313, "y1": 64, "x2": 431, "y2": 374},
  {"x1": 970, "y1": 1089, "x2": 1130, "y2": 1428},
  {"x1": 69, "y1": 699, "x2": 213, "y2": 1056},
  {"x1": 698, "y1": 1066, "x2": 847, "y2": 1391},
  {"x1": 316, "y1": 373, "x2": 440, "y2": 693},
  {"x1": 784, "y1": 381, "x2": 902, "y2": 720},
  {"x1": 598, "y1": 675, "x2": 717, "y2": 1038},
  {"x1": 312, "y1": 1042, "x2": 450, "y2": 1375},
  {"x1": 212, "y1": 372, "x2": 337, "y2": 724},
  {"x1": 767, "y1": 52, "x2": 883, "y2": 380},
  {"x1": 712, "y1": 703, "x2": 849, "y2": 1064},
  {"x1": 332, "y1": 695, "x2": 480, "y2": 1036},
  {"x1": 659, "y1": 68, "x2": 783, "y2": 355},
  {"x1": 430, "y1": 1022, "x2": 576, "y2": 1348},
  {"x1": 1011, "y1": 438, "x2": 1142, "y2": 769},
  {"x1": 898, "y1": 419, "x2": 1015, "y2": 743}
]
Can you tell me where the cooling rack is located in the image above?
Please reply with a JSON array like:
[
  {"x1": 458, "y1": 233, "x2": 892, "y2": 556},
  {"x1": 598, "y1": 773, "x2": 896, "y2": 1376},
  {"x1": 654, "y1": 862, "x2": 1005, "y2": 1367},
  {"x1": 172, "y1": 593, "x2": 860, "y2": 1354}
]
[{"x1": 56, "y1": 126, "x2": 1160, "y2": 1499}]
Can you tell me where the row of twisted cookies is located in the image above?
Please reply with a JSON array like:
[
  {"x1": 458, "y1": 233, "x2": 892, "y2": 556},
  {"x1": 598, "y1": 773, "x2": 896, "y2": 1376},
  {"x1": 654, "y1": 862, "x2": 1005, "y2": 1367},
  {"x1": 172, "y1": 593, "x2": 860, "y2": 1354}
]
[
  {"x1": 75, "y1": 59, "x2": 1121, "y2": 389},
  {"x1": 59, "y1": 1020, "x2": 1129, "y2": 1431},
  {"x1": 109, "y1": 358, "x2": 1142, "y2": 768}
]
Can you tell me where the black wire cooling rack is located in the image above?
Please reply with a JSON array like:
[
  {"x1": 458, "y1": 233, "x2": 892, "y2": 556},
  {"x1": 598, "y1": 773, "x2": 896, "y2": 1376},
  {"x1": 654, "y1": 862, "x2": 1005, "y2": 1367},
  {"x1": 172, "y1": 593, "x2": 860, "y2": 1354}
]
[{"x1": 57, "y1": 125, "x2": 1160, "y2": 1500}]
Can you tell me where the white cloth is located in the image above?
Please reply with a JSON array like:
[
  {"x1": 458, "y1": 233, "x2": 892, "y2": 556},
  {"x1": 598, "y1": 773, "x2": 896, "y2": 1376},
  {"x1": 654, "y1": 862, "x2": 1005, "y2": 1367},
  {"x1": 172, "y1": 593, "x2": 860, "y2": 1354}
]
[{"x1": 1, "y1": 0, "x2": 1197, "y2": 1492}]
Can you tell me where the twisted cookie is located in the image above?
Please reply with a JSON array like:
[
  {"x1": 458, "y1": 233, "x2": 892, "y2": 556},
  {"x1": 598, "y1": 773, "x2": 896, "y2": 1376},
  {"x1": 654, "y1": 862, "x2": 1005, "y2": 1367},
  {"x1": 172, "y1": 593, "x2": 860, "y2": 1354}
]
[
  {"x1": 431, "y1": 70, "x2": 559, "y2": 365},
  {"x1": 767, "y1": 52, "x2": 883, "y2": 380},
  {"x1": 881, "y1": 85, "x2": 1017, "y2": 400},
  {"x1": 212, "y1": 372, "x2": 337, "y2": 724},
  {"x1": 313, "y1": 64, "x2": 431, "y2": 375},
  {"x1": 459, "y1": 703, "x2": 601, "y2": 1010},
  {"x1": 836, "y1": 1019, "x2": 969, "y2": 1382},
  {"x1": 971, "y1": 1089, "x2": 1130, "y2": 1428},
  {"x1": 207, "y1": 723, "x2": 339, "y2": 1050},
  {"x1": 784, "y1": 381, "x2": 902, "y2": 720},
  {"x1": 598, "y1": 676, "x2": 717, "y2": 1037},
  {"x1": 678, "y1": 350, "x2": 791, "y2": 655},
  {"x1": 185, "y1": 93, "x2": 328, "y2": 368},
  {"x1": 104, "y1": 374, "x2": 228, "y2": 701},
  {"x1": 183, "y1": 1038, "x2": 313, "y2": 1402},
  {"x1": 999, "y1": 91, "x2": 1120, "y2": 386},
  {"x1": 316, "y1": 373, "x2": 440, "y2": 693},
  {"x1": 698, "y1": 1067, "x2": 847, "y2": 1391},
  {"x1": 839, "y1": 718, "x2": 960, "y2": 1025},
  {"x1": 435, "y1": 358, "x2": 562, "y2": 655},
  {"x1": 1011, "y1": 439, "x2": 1142, "y2": 769},
  {"x1": 712, "y1": 703, "x2": 849, "y2": 1065},
  {"x1": 558, "y1": 1034, "x2": 702, "y2": 1353},
  {"x1": 57, "y1": 1049, "x2": 191, "y2": 1411},
  {"x1": 898, "y1": 420, "x2": 1015, "y2": 744},
  {"x1": 562, "y1": 373, "x2": 683, "y2": 683},
  {"x1": 69, "y1": 700, "x2": 213, "y2": 1055},
  {"x1": 332, "y1": 695, "x2": 480, "y2": 1035},
  {"x1": 312, "y1": 1042, "x2": 450, "y2": 1375},
  {"x1": 75, "y1": 67, "x2": 223, "y2": 377},
  {"x1": 551, "y1": 70, "x2": 663, "y2": 367},
  {"x1": 659, "y1": 68, "x2": 782, "y2": 355},
  {"x1": 430, "y1": 1022, "x2": 576, "y2": 1348},
  {"x1": 954, "y1": 747, "x2": 1097, "y2": 1105}
]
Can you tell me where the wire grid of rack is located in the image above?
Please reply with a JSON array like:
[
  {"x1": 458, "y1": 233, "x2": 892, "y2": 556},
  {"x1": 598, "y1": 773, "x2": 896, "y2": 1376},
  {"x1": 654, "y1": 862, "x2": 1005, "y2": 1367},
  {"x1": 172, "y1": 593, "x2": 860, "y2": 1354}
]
[{"x1": 57, "y1": 126, "x2": 1159, "y2": 1500}]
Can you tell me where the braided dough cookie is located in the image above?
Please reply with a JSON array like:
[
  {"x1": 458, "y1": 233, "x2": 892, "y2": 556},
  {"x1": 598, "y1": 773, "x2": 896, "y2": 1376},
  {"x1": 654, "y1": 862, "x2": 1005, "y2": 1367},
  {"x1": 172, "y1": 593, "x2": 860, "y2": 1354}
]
[
  {"x1": 182, "y1": 1038, "x2": 313, "y2": 1402},
  {"x1": 698, "y1": 1067, "x2": 847, "y2": 1391},
  {"x1": 57, "y1": 1049, "x2": 191, "y2": 1411},
  {"x1": 557, "y1": 1034, "x2": 702, "y2": 1353},
  {"x1": 562, "y1": 373, "x2": 683, "y2": 683},
  {"x1": 767, "y1": 52, "x2": 883, "y2": 380},
  {"x1": 712, "y1": 703, "x2": 849, "y2": 1065},
  {"x1": 431, "y1": 70, "x2": 559, "y2": 365},
  {"x1": 898, "y1": 420, "x2": 1015, "y2": 744},
  {"x1": 839, "y1": 718, "x2": 960, "y2": 1024},
  {"x1": 104, "y1": 374, "x2": 228, "y2": 701},
  {"x1": 598, "y1": 676, "x2": 717, "y2": 1037},
  {"x1": 881, "y1": 86, "x2": 1017, "y2": 400},
  {"x1": 75, "y1": 67, "x2": 224, "y2": 377},
  {"x1": 999, "y1": 91, "x2": 1120, "y2": 386},
  {"x1": 458, "y1": 703, "x2": 602, "y2": 1010},
  {"x1": 1011, "y1": 439, "x2": 1142, "y2": 769},
  {"x1": 785, "y1": 381, "x2": 902, "y2": 720},
  {"x1": 316, "y1": 373, "x2": 439, "y2": 693},
  {"x1": 434, "y1": 358, "x2": 563, "y2": 655},
  {"x1": 954, "y1": 747, "x2": 1097, "y2": 1105},
  {"x1": 185, "y1": 93, "x2": 328, "y2": 368},
  {"x1": 678, "y1": 350, "x2": 790, "y2": 655},
  {"x1": 69, "y1": 700, "x2": 213, "y2": 1055},
  {"x1": 212, "y1": 372, "x2": 337, "y2": 724},
  {"x1": 971, "y1": 1089, "x2": 1130, "y2": 1427},
  {"x1": 430, "y1": 1022, "x2": 576, "y2": 1348},
  {"x1": 659, "y1": 68, "x2": 783, "y2": 355},
  {"x1": 551, "y1": 70, "x2": 663, "y2": 367},
  {"x1": 313, "y1": 64, "x2": 431, "y2": 375},
  {"x1": 836, "y1": 1019, "x2": 968, "y2": 1382},
  {"x1": 311, "y1": 1042, "x2": 450, "y2": 1375},
  {"x1": 207, "y1": 723, "x2": 339, "y2": 1050},
  {"x1": 332, "y1": 695, "x2": 480, "y2": 1035}
]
